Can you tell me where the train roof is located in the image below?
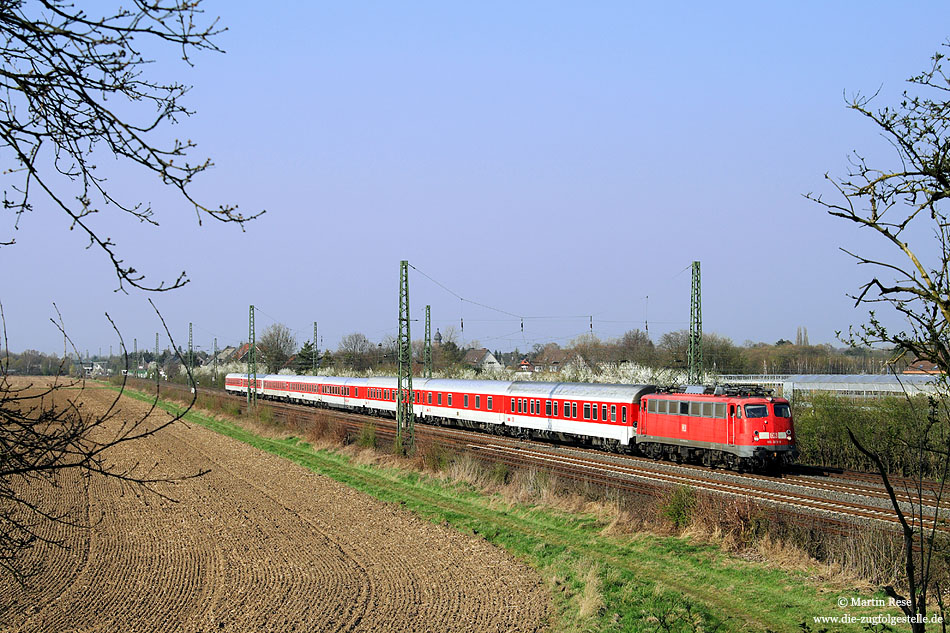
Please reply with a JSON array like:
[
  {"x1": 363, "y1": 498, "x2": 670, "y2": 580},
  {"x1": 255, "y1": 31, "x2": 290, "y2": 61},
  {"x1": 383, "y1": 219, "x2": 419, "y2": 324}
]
[
  {"x1": 508, "y1": 381, "x2": 655, "y2": 401},
  {"x1": 416, "y1": 378, "x2": 513, "y2": 395}
]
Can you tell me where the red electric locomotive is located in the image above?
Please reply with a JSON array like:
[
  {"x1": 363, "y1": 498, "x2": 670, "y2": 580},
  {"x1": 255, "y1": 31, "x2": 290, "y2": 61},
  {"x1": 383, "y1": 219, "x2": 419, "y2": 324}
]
[{"x1": 636, "y1": 386, "x2": 797, "y2": 469}]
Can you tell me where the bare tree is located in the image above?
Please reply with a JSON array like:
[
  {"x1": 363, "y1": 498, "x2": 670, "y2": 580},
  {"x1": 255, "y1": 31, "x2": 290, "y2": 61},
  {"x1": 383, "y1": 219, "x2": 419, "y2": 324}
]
[
  {"x1": 338, "y1": 332, "x2": 372, "y2": 371},
  {"x1": 809, "y1": 42, "x2": 950, "y2": 631},
  {"x1": 0, "y1": 305, "x2": 203, "y2": 584},
  {"x1": 0, "y1": 2, "x2": 257, "y2": 583},
  {"x1": 259, "y1": 323, "x2": 296, "y2": 374},
  {"x1": 0, "y1": 0, "x2": 262, "y2": 292}
]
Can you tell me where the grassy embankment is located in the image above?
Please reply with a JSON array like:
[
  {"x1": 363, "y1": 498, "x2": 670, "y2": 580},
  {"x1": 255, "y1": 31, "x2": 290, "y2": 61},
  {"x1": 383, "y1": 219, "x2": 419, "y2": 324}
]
[{"x1": 113, "y1": 384, "x2": 899, "y2": 633}]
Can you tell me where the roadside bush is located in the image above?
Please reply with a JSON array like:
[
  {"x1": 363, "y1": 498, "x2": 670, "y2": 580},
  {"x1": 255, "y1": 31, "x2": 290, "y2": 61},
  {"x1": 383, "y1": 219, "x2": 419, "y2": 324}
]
[
  {"x1": 662, "y1": 485, "x2": 695, "y2": 529},
  {"x1": 488, "y1": 462, "x2": 511, "y2": 485},
  {"x1": 357, "y1": 423, "x2": 377, "y2": 449},
  {"x1": 418, "y1": 441, "x2": 453, "y2": 472}
]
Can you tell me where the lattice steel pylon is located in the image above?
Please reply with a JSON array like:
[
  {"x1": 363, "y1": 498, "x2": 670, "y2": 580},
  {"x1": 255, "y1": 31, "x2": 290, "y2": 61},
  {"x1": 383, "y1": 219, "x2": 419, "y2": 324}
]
[
  {"x1": 687, "y1": 261, "x2": 703, "y2": 384},
  {"x1": 424, "y1": 305, "x2": 432, "y2": 379},
  {"x1": 248, "y1": 304, "x2": 257, "y2": 406},
  {"x1": 396, "y1": 260, "x2": 414, "y2": 453}
]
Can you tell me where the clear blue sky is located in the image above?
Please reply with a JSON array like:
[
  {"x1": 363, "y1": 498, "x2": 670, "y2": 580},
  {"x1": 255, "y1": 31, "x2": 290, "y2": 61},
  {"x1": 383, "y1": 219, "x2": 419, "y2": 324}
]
[{"x1": 4, "y1": 1, "x2": 949, "y2": 356}]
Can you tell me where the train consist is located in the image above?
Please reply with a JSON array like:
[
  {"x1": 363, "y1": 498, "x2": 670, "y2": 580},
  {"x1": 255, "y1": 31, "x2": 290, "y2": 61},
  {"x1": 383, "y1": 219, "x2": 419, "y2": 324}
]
[{"x1": 225, "y1": 373, "x2": 798, "y2": 469}]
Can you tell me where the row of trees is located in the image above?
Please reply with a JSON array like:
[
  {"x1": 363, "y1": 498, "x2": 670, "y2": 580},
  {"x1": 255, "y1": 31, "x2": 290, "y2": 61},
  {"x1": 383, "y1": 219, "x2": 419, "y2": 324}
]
[{"x1": 240, "y1": 322, "x2": 896, "y2": 377}]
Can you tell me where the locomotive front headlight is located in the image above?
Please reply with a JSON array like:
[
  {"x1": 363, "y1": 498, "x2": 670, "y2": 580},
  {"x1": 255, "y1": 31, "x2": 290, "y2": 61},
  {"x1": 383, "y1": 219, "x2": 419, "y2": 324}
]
[
  {"x1": 753, "y1": 431, "x2": 759, "y2": 441},
  {"x1": 786, "y1": 430, "x2": 792, "y2": 440}
]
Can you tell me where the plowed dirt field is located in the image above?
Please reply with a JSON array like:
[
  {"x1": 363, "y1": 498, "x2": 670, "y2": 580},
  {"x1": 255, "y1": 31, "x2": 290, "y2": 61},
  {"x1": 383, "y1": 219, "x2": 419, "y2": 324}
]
[{"x1": 0, "y1": 384, "x2": 550, "y2": 632}]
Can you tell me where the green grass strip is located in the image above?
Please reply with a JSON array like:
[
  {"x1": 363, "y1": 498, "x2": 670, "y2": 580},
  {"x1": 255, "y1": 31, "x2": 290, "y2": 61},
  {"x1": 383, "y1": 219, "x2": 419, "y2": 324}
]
[{"x1": 111, "y1": 386, "x2": 898, "y2": 633}]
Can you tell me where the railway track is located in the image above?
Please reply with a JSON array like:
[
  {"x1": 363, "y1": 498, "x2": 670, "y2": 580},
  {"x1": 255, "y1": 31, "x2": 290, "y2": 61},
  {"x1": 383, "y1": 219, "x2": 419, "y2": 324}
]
[{"x1": 127, "y1": 379, "x2": 944, "y2": 537}]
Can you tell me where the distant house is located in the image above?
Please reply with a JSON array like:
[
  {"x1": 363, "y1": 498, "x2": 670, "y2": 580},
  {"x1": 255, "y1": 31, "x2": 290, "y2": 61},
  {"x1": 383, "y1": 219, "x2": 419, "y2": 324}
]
[
  {"x1": 234, "y1": 343, "x2": 252, "y2": 363},
  {"x1": 533, "y1": 348, "x2": 571, "y2": 373},
  {"x1": 212, "y1": 345, "x2": 237, "y2": 365},
  {"x1": 517, "y1": 358, "x2": 536, "y2": 373},
  {"x1": 463, "y1": 348, "x2": 504, "y2": 372},
  {"x1": 904, "y1": 358, "x2": 943, "y2": 375}
]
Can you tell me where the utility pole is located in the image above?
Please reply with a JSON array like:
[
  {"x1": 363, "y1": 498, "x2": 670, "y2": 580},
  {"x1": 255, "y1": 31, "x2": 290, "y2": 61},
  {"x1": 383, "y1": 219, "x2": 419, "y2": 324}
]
[
  {"x1": 687, "y1": 260, "x2": 703, "y2": 384},
  {"x1": 313, "y1": 321, "x2": 318, "y2": 374},
  {"x1": 424, "y1": 305, "x2": 432, "y2": 379},
  {"x1": 133, "y1": 338, "x2": 137, "y2": 373},
  {"x1": 248, "y1": 305, "x2": 257, "y2": 406},
  {"x1": 188, "y1": 322, "x2": 194, "y2": 371},
  {"x1": 213, "y1": 337, "x2": 218, "y2": 384},
  {"x1": 396, "y1": 260, "x2": 414, "y2": 453},
  {"x1": 154, "y1": 333, "x2": 159, "y2": 379}
]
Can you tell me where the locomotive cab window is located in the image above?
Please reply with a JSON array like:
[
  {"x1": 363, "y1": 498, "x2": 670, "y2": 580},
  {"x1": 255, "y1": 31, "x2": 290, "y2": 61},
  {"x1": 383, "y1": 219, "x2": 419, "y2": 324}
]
[
  {"x1": 773, "y1": 403, "x2": 791, "y2": 418},
  {"x1": 744, "y1": 404, "x2": 768, "y2": 418}
]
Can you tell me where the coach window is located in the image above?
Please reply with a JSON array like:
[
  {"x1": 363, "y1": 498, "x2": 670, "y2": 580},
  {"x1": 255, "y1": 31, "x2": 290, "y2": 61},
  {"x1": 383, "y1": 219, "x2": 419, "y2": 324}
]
[
  {"x1": 516, "y1": 399, "x2": 521, "y2": 413},
  {"x1": 563, "y1": 402, "x2": 569, "y2": 417},
  {"x1": 428, "y1": 392, "x2": 432, "y2": 405},
  {"x1": 571, "y1": 402, "x2": 577, "y2": 418},
  {"x1": 583, "y1": 403, "x2": 591, "y2": 419},
  {"x1": 592, "y1": 404, "x2": 598, "y2": 421},
  {"x1": 610, "y1": 405, "x2": 617, "y2": 422},
  {"x1": 529, "y1": 400, "x2": 534, "y2": 414},
  {"x1": 448, "y1": 394, "x2": 453, "y2": 407},
  {"x1": 464, "y1": 394, "x2": 469, "y2": 407},
  {"x1": 622, "y1": 407, "x2": 627, "y2": 423},
  {"x1": 474, "y1": 395, "x2": 479, "y2": 409},
  {"x1": 545, "y1": 401, "x2": 551, "y2": 416},
  {"x1": 438, "y1": 393, "x2": 442, "y2": 405},
  {"x1": 511, "y1": 397, "x2": 516, "y2": 411},
  {"x1": 487, "y1": 396, "x2": 493, "y2": 410}
]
